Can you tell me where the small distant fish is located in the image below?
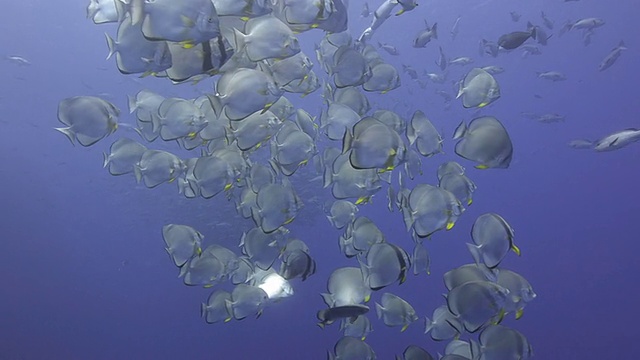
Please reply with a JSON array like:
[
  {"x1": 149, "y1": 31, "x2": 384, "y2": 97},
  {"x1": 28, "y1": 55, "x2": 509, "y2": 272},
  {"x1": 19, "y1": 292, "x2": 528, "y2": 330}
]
[
  {"x1": 510, "y1": 11, "x2": 521, "y2": 22},
  {"x1": 5, "y1": 55, "x2": 31, "y2": 66},
  {"x1": 498, "y1": 23, "x2": 536, "y2": 50},
  {"x1": 598, "y1": 40, "x2": 627, "y2": 71},
  {"x1": 361, "y1": 2, "x2": 370, "y2": 17},
  {"x1": 536, "y1": 71, "x2": 567, "y2": 81},
  {"x1": 593, "y1": 128, "x2": 640, "y2": 152}
]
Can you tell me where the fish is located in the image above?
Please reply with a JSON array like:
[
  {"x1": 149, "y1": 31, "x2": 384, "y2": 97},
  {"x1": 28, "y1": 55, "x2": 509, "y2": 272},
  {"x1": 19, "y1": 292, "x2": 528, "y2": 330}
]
[
  {"x1": 453, "y1": 116, "x2": 513, "y2": 169},
  {"x1": 599, "y1": 40, "x2": 627, "y2": 71}
]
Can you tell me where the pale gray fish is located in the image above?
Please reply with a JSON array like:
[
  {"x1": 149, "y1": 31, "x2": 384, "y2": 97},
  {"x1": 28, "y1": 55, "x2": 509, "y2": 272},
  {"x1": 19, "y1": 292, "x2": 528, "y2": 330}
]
[
  {"x1": 329, "y1": 336, "x2": 376, "y2": 360},
  {"x1": 363, "y1": 63, "x2": 401, "y2": 93},
  {"x1": 424, "y1": 71, "x2": 446, "y2": 84},
  {"x1": 164, "y1": 36, "x2": 234, "y2": 83},
  {"x1": 141, "y1": 0, "x2": 220, "y2": 45},
  {"x1": 345, "y1": 217, "x2": 385, "y2": 253},
  {"x1": 134, "y1": 150, "x2": 185, "y2": 188},
  {"x1": 212, "y1": 0, "x2": 271, "y2": 18},
  {"x1": 402, "y1": 64, "x2": 418, "y2": 80},
  {"x1": 453, "y1": 116, "x2": 513, "y2": 169},
  {"x1": 55, "y1": 96, "x2": 119, "y2": 147},
  {"x1": 448, "y1": 57, "x2": 473, "y2": 66},
  {"x1": 360, "y1": 242, "x2": 410, "y2": 290},
  {"x1": 293, "y1": 108, "x2": 318, "y2": 140},
  {"x1": 403, "y1": 184, "x2": 463, "y2": 239},
  {"x1": 252, "y1": 181, "x2": 302, "y2": 233},
  {"x1": 228, "y1": 110, "x2": 282, "y2": 151},
  {"x1": 5, "y1": 55, "x2": 31, "y2": 66},
  {"x1": 226, "y1": 284, "x2": 269, "y2": 320},
  {"x1": 450, "y1": 15, "x2": 461, "y2": 40},
  {"x1": 375, "y1": 292, "x2": 418, "y2": 331},
  {"x1": 127, "y1": 89, "x2": 164, "y2": 114},
  {"x1": 233, "y1": 15, "x2": 300, "y2": 62},
  {"x1": 324, "y1": 153, "x2": 382, "y2": 205},
  {"x1": 510, "y1": 11, "x2": 520, "y2": 22},
  {"x1": 103, "y1": 137, "x2": 147, "y2": 176},
  {"x1": 248, "y1": 163, "x2": 276, "y2": 193},
  {"x1": 594, "y1": 128, "x2": 640, "y2": 151},
  {"x1": 196, "y1": 95, "x2": 228, "y2": 141},
  {"x1": 192, "y1": 155, "x2": 233, "y2": 199},
  {"x1": 403, "y1": 149, "x2": 423, "y2": 180},
  {"x1": 201, "y1": 290, "x2": 232, "y2": 324},
  {"x1": 522, "y1": 112, "x2": 564, "y2": 123},
  {"x1": 280, "y1": 249, "x2": 316, "y2": 281},
  {"x1": 399, "y1": 345, "x2": 434, "y2": 360},
  {"x1": 481, "y1": 65, "x2": 504, "y2": 75},
  {"x1": 443, "y1": 263, "x2": 496, "y2": 291},
  {"x1": 468, "y1": 213, "x2": 519, "y2": 268},
  {"x1": 372, "y1": 110, "x2": 406, "y2": 134},
  {"x1": 377, "y1": 42, "x2": 399, "y2": 55},
  {"x1": 599, "y1": 40, "x2": 626, "y2": 72},
  {"x1": 568, "y1": 139, "x2": 594, "y2": 149},
  {"x1": 439, "y1": 173, "x2": 476, "y2": 206},
  {"x1": 317, "y1": 304, "x2": 370, "y2": 328},
  {"x1": 155, "y1": 97, "x2": 208, "y2": 140},
  {"x1": 444, "y1": 340, "x2": 473, "y2": 359},
  {"x1": 274, "y1": 0, "x2": 333, "y2": 28},
  {"x1": 203, "y1": 244, "x2": 240, "y2": 277},
  {"x1": 313, "y1": 0, "x2": 348, "y2": 33},
  {"x1": 268, "y1": 96, "x2": 296, "y2": 121},
  {"x1": 282, "y1": 69, "x2": 321, "y2": 95},
  {"x1": 216, "y1": 67, "x2": 283, "y2": 121},
  {"x1": 87, "y1": 0, "x2": 120, "y2": 24},
  {"x1": 447, "y1": 280, "x2": 509, "y2": 332},
  {"x1": 471, "y1": 325, "x2": 533, "y2": 360},
  {"x1": 106, "y1": 15, "x2": 172, "y2": 76},
  {"x1": 331, "y1": 45, "x2": 371, "y2": 88},
  {"x1": 424, "y1": 305, "x2": 463, "y2": 341},
  {"x1": 340, "y1": 315, "x2": 372, "y2": 340},
  {"x1": 267, "y1": 52, "x2": 314, "y2": 88},
  {"x1": 536, "y1": 71, "x2": 566, "y2": 81},
  {"x1": 343, "y1": 117, "x2": 405, "y2": 171},
  {"x1": 323, "y1": 267, "x2": 371, "y2": 307},
  {"x1": 386, "y1": 186, "x2": 396, "y2": 213},
  {"x1": 326, "y1": 200, "x2": 359, "y2": 229},
  {"x1": 412, "y1": 243, "x2": 430, "y2": 275},
  {"x1": 236, "y1": 187, "x2": 258, "y2": 219},
  {"x1": 413, "y1": 21, "x2": 438, "y2": 48},
  {"x1": 320, "y1": 102, "x2": 361, "y2": 140},
  {"x1": 406, "y1": 110, "x2": 443, "y2": 157},
  {"x1": 569, "y1": 17, "x2": 605, "y2": 31},
  {"x1": 456, "y1": 68, "x2": 500, "y2": 108},
  {"x1": 240, "y1": 227, "x2": 286, "y2": 270},
  {"x1": 333, "y1": 86, "x2": 371, "y2": 116},
  {"x1": 231, "y1": 256, "x2": 255, "y2": 285},
  {"x1": 496, "y1": 268, "x2": 536, "y2": 319},
  {"x1": 437, "y1": 161, "x2": 465, "y2": 180},
  {"x1": 270, "y1": 121, "x2": 316, "y2": 176},
  {"x1": 182, "y1": 251, "x2": 225, "y2": 287},
  {"x1": 162, "y1": 224, "x2": 203, "y2": 268}
]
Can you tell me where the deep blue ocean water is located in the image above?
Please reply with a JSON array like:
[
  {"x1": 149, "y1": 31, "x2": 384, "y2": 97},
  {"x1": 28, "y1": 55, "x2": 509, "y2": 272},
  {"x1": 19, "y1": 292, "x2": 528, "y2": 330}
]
[{"x1": 1, "y1": 0, "x2": 638, "y2": 359}]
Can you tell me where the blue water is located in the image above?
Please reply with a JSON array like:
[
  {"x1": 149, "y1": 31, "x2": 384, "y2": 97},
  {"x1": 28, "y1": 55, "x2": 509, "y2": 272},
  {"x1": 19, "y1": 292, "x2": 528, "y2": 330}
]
[{"x1": 1, "y1": 0, "x2": 638, "y2": 359}]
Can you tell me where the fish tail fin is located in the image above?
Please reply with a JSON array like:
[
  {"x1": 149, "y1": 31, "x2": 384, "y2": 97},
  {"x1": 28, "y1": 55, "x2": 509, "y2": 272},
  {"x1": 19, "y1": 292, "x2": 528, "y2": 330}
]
[
  {"x1": 127, "y1": 94, "x2": 137, "y2": 114},
  {"x1": 232, "y1": 28, "x2": 247, "y2": 53},
  {"x1": 432, "y1": 23, "x2": 438, "y2": 39},
  {"x1": 423, "y1": 316, "x2": 434, "y2": 334},
  {"x1": 102, "y1": 152, "x2": 110, "y2": 168},
  {"x1": 455, "y1": 81, "x2": 464, "y2": 99},
  {"x1": 200, "y1": 303, "x2": 207, "y2": 318},
  {"x1": 133, "y1": 164, "x2": 143, "y2": 184},
  {"x1": 619, "y1": 40, "x2": 627, "y2": 49},
  {"x1": 54, "y1": 127, "x2": 75, "y2": 145},
  {"x1": 374, "y1": 302, "x2": 384, "y2": 319},
  {"x1": 466, "y1": 242, "x2": 482, "y2": 265},
  {"x1": 105, "y1": 33, "x2": 116, "y2": 60}
]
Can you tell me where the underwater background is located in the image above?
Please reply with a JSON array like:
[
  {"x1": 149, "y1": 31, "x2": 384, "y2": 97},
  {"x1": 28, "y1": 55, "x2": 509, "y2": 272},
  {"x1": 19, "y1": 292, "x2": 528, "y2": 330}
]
[{"x1": 1, "y1": 0, "x2": 638, "y2": 359}]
